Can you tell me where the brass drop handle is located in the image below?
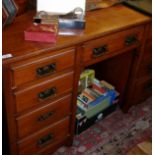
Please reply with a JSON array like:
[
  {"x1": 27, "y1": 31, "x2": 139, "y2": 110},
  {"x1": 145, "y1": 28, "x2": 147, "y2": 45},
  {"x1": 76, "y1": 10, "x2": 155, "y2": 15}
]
[
  {"x1": 37, "y1": 133, "x2": 54, "y2": 146},
  {"x1": 36, "y1": 63, "x2": 56, "y2": 76},
  {"x1": 38, "y1": 111, "x2": 54, "y2": 122},
  {"x1": 125, "y1": 35, "x2": 137, "y2": 45},
  {"x1": 93, "y1": 45, "x2": 108, "y2": 58},
  {"x1": 38, "y1": 87, "x2": 56, "y2": 100}
]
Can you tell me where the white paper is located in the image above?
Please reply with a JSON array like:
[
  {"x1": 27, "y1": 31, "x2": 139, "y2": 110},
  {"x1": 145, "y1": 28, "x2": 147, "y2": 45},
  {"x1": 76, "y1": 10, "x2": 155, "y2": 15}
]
[
  {"x1": 37, "y1": 0, "x2": 86, "y2": 15},
  {"x1": 2, "y1": 54, "x2": 13, "y2": 59}
]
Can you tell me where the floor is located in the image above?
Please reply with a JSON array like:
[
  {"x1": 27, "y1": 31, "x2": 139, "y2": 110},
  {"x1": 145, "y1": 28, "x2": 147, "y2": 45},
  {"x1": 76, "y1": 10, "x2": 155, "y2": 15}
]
[{"x1": 127, "y1": 140, "x2": 152, "y2": 155}]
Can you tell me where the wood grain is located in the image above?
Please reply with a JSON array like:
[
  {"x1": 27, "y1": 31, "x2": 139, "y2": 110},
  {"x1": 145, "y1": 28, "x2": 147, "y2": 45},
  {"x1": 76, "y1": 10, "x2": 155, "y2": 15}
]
[
  {"x1": 11, "y1": 47, "x2": 75, "y2": 87},
  {"x1": 14, "y1": 71, "x2": 74, "y2": 113},
  {"x1": 16, "y1": 94, "x2": 72, "y2": 139},
  {"x1": 2, "y1": 5, "x2": 150, "y2": 64},
  {"x1": 2, "y1": 5, "x2": 151, "y2": 155}
]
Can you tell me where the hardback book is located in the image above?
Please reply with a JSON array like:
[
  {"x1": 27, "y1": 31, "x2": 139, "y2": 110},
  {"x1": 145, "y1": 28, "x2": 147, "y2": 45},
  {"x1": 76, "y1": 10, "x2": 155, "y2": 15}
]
[
  {"x1": 2, "y1": 0, "x2": 18, "y2": 27},
  {"x1": 77, "y1": 99, "x2": 87, "y2": 111},
  {"x1": 92, "y1": 82, "x2": 106, "y2": 94},
  {"x1": 100, "y1": 80, "x2": 115, "y2": 90},
  {"x1": 24, "y1": 24, "x2": 57, "y2": 43},
  {"x1": 2, "y1": 6, "x2": 9, "y2": 28},
  {"x1": 78, "y1": 69, "x2": 95, "y2": 93},
  {"x1": 79, "y1": 91, "x2": 95, "y2": 105}
]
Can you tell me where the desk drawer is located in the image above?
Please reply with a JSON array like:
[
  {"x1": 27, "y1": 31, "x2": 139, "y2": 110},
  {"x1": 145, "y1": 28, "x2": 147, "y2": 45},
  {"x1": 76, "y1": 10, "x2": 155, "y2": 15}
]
[
  {"x1": 11, "y1": 48, "x2": 75, "y2": 87},
  {"x1": 83, "y1": 25, "x2": 144, "y2": 63},
  {"x1": 18, "y1": 117, "x2": 69, "y2": 155},
  {"x1": 16, "y1": 94, "x2": 72, "y2": 139},
  {"x1": 14, "y1": 72, "x2": 74, "y2": 113}
]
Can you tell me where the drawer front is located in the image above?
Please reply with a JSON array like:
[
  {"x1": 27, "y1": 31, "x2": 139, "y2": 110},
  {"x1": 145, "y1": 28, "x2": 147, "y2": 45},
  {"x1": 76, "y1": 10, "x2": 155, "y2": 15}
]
[
  {"x1": 83, "y1": 25, "x2": 144, "y2": 63},
  {"x1": 14, "y1": 72, "x2": 74, "y2": 113},
  {"x1": 16, "y1": 95, "x2": 72, "y2": 139},
  {"x1": 133, "y1": 80, "x2": 152, "y2": 105},
  {"x1": 11, "y1": 48, "x2": 75, "y2": 87},
  {"x1": 18, "y1": 118, "x2": 69, "y2": 155}
]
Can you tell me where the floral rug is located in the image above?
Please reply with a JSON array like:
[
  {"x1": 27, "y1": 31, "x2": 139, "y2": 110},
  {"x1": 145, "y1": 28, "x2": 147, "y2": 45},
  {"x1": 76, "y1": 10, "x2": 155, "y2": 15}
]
[{"x1": 53, "y1": 98, "x2": 152, "y2": 155}]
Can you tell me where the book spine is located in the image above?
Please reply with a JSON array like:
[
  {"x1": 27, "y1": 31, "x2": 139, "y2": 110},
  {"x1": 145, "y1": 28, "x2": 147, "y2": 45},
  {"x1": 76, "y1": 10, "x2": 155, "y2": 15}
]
[
  {"x1": 3, "y1": 0, "x2": 18, "y2": 25},
  {"x1": 77, "y1": 100, "x2": 87, "y2": 111},
  {"x1": 89, "y1": 95, "x2": 108, "y2": 107},
  {"x1": 92, "y1": 83, "x2": 106, "y2": 94}
]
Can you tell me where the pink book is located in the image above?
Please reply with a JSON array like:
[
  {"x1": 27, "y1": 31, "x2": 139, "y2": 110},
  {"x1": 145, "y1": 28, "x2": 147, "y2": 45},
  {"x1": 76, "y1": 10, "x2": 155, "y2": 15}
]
[{"x1": 24, "y1": 24, "x2": 57, "y2": 43}]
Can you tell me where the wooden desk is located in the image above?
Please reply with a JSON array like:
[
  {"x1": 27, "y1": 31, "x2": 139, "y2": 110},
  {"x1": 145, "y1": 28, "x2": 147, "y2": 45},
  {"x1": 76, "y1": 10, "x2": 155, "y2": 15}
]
[{"x1": 2, "y1": 5, "x2": 152, "y2": 155}]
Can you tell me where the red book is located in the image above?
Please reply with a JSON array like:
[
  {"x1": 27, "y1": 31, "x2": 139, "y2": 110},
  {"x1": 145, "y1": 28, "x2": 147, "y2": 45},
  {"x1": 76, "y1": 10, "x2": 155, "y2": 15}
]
[
  {"x1": 24, "y1": 24, "x2": 57, "y2": 43},
  {"x1": 92, "y1": 83, "x2": 106, "y2": 94}
]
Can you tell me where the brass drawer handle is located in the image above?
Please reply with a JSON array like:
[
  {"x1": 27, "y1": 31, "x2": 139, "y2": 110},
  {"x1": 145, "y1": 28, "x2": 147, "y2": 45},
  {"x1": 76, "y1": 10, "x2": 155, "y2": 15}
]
[
  {"x1": 38, "y1": 87, "x2": 56, "y2": 100},
  {"x1": 125, "y1": 35, "x2": 137, "y2": 45},
  {"x1": 93, "y1": 45, "x2": 108, "y2": 58},
  {"x1": 36, "y1": 63, "x2": 56, "y2": 76},
  {"x1": 37, "y1": 133, "x2": 54, "y2": 146},
  {"x1": 38, "y1": 111, "x2": 54, "y2": 122}
]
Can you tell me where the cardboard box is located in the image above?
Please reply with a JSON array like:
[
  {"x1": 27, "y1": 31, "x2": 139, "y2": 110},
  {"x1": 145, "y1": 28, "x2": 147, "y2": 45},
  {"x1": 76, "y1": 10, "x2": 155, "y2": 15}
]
[{"x1": 75, "y1": 103, "x2": 117, "y2": 135}]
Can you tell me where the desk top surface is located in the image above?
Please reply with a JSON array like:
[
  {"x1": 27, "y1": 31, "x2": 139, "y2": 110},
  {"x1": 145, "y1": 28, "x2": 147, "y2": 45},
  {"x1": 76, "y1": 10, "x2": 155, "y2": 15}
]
[{"x1": 2, "y1": 4, "x2": 151, "y2": 64}]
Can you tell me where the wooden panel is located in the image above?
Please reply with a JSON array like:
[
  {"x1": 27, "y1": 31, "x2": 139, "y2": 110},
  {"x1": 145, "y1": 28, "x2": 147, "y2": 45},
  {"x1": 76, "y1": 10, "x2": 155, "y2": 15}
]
[
  {"x1": 15, "y1": 0, "x2": 27, "y2": 15},
  {"x1": 14, "y1": 71, "x2": 74, "y2": 113},
  {"x1": 11, "y1": 48, "x2": 75, "y2": 87},
  {"x1": 133, "y1": 79, "x2": 152, "y2": 105},
  {"x1": 18, "y1": 117, "x2": 69, "y2": 155},
  {"x1": 137, "y1": 60, "x2": 152, "y2": 80},
  {"x1": 82, "y1": 25, "x2": 144, "y2": 63},
  {"x1": 142, "y1": 43, "x2": 152, "y2": 60},
  {"x1": 89, "y1": 51, "x2": 134, "y2": 104},
  {"x1": 137, "y1": 38, "x2": 152, "y2": 80},
  {"x1": 16, "y1": 94, "x2": 72, "y2": 139},
  {"x1": 146, "y1": 23, "x2": 152, "y2": 40}
]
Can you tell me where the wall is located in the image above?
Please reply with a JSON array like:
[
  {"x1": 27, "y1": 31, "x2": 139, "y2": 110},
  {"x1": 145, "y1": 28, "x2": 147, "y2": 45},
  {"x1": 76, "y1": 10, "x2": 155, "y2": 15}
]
[{"x1": 15, "y1": 0, "x2": 36, "y2": 15}]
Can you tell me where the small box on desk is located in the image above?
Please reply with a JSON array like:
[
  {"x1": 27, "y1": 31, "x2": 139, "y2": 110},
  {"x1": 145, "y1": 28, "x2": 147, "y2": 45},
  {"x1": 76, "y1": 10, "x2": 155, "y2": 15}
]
[
  {"x1": 75, "y1": 103, "x2": 117, "y2": 135},
  {"x1": 24, "y1": 24, "x2": 57, "y2": 43},
  {"x1": 59, "y1": 19, "x2": 85, "y2": 29}
]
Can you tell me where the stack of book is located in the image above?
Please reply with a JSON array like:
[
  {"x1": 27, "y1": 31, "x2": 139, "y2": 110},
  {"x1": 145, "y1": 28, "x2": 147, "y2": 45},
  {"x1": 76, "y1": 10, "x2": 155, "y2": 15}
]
[
  {"x1": 75, "y1": 69, "x2": 119, "y2": 134},
  {"x1": 77, "y1": 78, "x2": 118, "y2": 119},
  {"x1": 24, "y1": 23, "x2": 58, "y2": 43},
  {"x1": 24, "y1": 13, "x2": 58, "y2": 43}
]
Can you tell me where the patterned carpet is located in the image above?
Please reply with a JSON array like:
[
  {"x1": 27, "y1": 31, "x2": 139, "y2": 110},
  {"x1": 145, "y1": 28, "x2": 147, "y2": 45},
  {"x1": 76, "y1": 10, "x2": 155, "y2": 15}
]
[{"x1": 53, "y1": 98, "x2": 152, "y2": 155}]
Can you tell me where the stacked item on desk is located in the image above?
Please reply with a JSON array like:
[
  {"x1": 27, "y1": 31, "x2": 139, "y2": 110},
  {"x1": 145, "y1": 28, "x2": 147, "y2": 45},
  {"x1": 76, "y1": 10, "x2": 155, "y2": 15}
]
[
  {"x1": 58, "y1": 7, "x2": 85, "y2": 36},
  {"x1": 24, "y1": 13, "x2": 58, "y2": 43},
  {"x1": 75, "y1": 69, "x2": 119, "y2": 134}
]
